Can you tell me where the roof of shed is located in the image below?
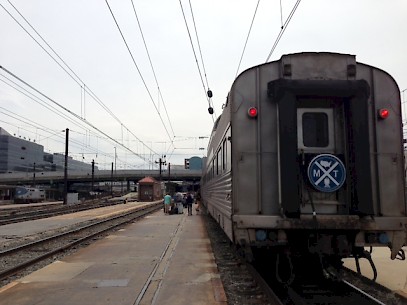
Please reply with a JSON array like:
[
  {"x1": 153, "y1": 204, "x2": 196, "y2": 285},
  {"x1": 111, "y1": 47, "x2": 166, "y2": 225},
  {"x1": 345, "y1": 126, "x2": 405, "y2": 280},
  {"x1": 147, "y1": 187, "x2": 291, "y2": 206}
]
[{"x1": 139, "y1": 176, "x2": 157, "y2": 183}]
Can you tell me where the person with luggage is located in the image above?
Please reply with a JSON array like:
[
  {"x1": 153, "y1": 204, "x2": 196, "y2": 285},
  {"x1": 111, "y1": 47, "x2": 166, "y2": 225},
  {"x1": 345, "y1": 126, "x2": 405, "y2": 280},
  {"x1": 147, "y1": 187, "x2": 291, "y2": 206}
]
[
  {"x1": 174, "y1": 192, "x2": 184, "y2": 214},
  {"x1": 195, "y1": 189, "x2": 201, "y2": 213}
]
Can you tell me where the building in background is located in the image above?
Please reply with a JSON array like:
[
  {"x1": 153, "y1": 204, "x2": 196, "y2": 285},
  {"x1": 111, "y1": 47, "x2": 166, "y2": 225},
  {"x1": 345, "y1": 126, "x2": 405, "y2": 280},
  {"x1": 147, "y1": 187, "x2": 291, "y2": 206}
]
[
  {"x1": 0, "y1": 127, "x2": 45, "y2": 173},
  {"x1": 43, "y1": 153, "x2": 93, "y2": 172},
  {"x1": 0, "y1": 127, "x2": 95, "y2": 173},
  {"x1": 184, "y1": 156, "x2": 202, "y2": 170}
]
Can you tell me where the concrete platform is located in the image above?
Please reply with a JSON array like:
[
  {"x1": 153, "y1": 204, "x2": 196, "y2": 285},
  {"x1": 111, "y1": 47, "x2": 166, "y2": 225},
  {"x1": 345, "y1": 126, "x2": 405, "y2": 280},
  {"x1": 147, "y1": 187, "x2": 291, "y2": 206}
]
[
  {"x1": 0, "y1": 207, "x2": 227, "y2": 305},
  {"x1": 343, "y1": 247, "x2": 407, "y2": 298}
]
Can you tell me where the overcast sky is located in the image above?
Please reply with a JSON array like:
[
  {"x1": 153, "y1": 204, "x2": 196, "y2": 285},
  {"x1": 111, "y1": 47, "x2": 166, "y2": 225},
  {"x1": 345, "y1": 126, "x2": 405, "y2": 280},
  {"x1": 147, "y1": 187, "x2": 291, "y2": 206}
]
[{"x1": 1, "y1": 0, "x2": 406, "y2": 170}]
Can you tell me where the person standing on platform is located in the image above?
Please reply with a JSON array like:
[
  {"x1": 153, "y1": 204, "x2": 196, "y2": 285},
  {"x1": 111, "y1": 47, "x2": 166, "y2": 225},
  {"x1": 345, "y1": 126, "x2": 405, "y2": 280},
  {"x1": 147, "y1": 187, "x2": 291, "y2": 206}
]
[
  {"x1": 195, "y1": 189, "x2": 201, "y2": 212},
  {"x1": 164, "y1": 193, "x2": 172, "y2": 214},
  {"x1": 186, "y1": 192, "x2": 193, "y2": 216}
]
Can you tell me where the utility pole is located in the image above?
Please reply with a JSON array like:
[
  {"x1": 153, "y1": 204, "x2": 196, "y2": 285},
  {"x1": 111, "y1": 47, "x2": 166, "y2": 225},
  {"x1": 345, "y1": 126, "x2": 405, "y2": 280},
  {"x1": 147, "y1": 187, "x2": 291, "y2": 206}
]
[
  {"x1": 168, "y1": 163, "x2": 171, "y2": 183},
  {"x1": 91, "y1": 159, "x2": 95, "y2": 192},
  {"x1": 167, "y1": 163, "x2": 171, "y2": 194},
  {"x1": 110, "y1": 162, "x2": 113, "y2": 197},
  {"x1": 155, "y1": 155, "x2": 166, "y2": 182},
  {"x1": 155, "y1": 155, "x2": 166, "y2": 197},
  {"x1": 113, "y1": 147, "x2": 117, "y2": 196},
  {"x1": 33, "y1": 162, "x2": 36, "y2": 187},
  {"x1": 63, "y1": 128, "x2": 69, "y2": 205},
  {"x1": 114, "y1": 147, "x2": 117, "y2": 175}
]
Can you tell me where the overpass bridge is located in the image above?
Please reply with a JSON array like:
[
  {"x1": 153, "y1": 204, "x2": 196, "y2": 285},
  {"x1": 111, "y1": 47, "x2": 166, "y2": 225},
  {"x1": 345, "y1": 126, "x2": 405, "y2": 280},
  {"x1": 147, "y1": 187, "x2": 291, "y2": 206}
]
[{"x1": 0, "y1": 169, "x2": 202, "y2": 186}]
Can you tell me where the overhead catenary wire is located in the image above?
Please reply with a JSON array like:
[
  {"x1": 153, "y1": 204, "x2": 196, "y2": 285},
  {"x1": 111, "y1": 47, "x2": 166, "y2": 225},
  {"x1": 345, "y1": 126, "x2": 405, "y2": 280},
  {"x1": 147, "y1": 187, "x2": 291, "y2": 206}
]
[
  {"x1": 2, "y1": 0, "x2": 158, "y2": 157},
  {"x1": 0, "y1": 65, "x2": 153, "y2": 164},
  {"x1": 1, "y1": 73, "x2": 132, "y2": 162},
  {"x1": 1, "y1": 1, "x2": 214, "y2": 165},
  {"x1": 179, "y1": 0, "x2": 215, "y2": 122},
  {"x1": 0, "y1": 110, "x2": 113, "y2": 161},
  {"x1": 0, "y1": 74, "x2": 91, "y2": 132},
  {"x1": 0, "y1": 86, "x2": 146, "y2": 168},
  {"x1": 0, "y1": 75, "x2": 129, "y2": 151},
  {"x1": 130, "y1": 0, "x2": 175, "y2": 139},
  {"x1": 0, "y1": 3, "x2": 82, "y2": 91},
  {"x1": 235, "y1": 0, "x2": 261, "y2": 78},
  {"x1": 105, "y1": 0, "x2": 174, "y2": 144},
  {"x1": 5, "y1": 0, "x2": 120, "y2": 123},
  {"x1": 188, "y1": 1, "x2": 212, "y2": 100},
  {"x1": 265, "y1": 0, "x2": 302, "y2": 63}
]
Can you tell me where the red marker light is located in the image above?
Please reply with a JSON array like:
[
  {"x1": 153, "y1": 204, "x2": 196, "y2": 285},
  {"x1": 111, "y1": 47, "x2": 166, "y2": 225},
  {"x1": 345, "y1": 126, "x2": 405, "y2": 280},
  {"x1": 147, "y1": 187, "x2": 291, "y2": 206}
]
[
  {"x1": 378, "y1": 108, "x2": 389, "y2": 119},
  {"x1": 248, "y1": 107, "x2": 258, "y2": 118}
]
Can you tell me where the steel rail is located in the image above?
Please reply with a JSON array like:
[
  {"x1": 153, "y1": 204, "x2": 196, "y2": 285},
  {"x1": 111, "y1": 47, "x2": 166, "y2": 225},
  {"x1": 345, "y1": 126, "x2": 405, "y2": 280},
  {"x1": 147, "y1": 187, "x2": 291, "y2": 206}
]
[
  {"x1": 0, "y1": 200, "x2": 127, "y2": 226},
  {"x1": 0, "y1": 203, "x2": 157, "y2": 256},
  {"x1": 245, "y1": 262, "x2": 284, "y2": 305},
  {"x1": 343, "y1": 279, "x2": 386, "y2": 305}
]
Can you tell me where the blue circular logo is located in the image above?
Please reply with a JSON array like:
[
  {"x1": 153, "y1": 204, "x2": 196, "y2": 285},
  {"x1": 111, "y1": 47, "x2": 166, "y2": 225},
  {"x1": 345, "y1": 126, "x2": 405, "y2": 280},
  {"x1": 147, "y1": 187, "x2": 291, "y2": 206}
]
[{"x1": 307, "y1": 154, "x2": 346, "y2": 192}]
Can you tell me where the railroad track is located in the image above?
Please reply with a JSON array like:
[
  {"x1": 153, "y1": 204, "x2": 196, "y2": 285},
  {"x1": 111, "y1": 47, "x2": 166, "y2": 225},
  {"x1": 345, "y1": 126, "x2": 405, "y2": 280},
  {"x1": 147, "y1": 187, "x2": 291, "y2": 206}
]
[
  {"x1": 277, "y1": 278, "x2": 386, "y2": 305},
  {"x1": 0, "y1": 202, "x2": 161, "y2": 286},
  {"x1": 0, "y1": 199, "x2": 129, "y2": 225},
  {"x1": 244, "y1": 258, "x2": 387, "y2": 304},
  {"x1": 252, "y1": 252, "x2": 398, "y2": 305},
  {"x1": 342, "y1": 268, "x2": 407, "y2": 305}
]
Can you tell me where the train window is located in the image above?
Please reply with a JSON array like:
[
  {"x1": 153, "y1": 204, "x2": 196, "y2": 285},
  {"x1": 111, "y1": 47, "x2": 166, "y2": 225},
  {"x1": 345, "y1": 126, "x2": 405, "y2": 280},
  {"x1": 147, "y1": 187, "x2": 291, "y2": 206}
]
[
  {"x1": 302, "y1": 112, "x2": 329, "y2": 147},
  {"x1": 297, "y1": 108, "x2": 334, "y2": 150},
  {"x1": 217, "y1": 149, "x2": 222, "y2": 175},
  {"x1": 226, "y1": 127, "x2": 232, "y2": 171},
  {"x1": 222, "y1": 139, "x2": 227, "y2": 171}
]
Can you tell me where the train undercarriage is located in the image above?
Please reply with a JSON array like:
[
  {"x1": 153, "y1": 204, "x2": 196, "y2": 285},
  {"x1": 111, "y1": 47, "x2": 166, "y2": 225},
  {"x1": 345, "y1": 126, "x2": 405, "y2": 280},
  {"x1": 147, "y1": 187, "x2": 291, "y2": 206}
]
[{"x1": 233, "y1": 219, "x2": 407, "y2": 283}]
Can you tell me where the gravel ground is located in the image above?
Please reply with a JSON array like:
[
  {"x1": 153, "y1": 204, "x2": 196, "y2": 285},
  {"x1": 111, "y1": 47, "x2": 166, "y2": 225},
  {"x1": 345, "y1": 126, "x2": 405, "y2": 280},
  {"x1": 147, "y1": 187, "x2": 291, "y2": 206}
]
[{"x1": 203, "y1": 212, "x2": 276, "y2": 305}]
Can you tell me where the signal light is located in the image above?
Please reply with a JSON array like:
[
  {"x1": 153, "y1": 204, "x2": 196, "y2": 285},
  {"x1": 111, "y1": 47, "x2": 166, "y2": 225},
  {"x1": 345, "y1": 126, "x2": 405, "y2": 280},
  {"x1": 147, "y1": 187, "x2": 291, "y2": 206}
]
[
  {"x1": 248, "y1": 107, "x2": 258, "y2": 118},
  {"x1": 378, "y1": 108, "x2": 389, "y2": 119}
]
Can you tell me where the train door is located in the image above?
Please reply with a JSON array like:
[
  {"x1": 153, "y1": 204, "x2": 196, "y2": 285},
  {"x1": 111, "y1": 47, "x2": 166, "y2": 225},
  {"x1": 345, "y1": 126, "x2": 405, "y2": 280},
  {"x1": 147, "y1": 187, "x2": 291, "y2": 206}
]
[
  {"x1": 268, "y1": 79, "x2": 373, "y2": 218},
  {"x1": 297, "y1": 100, "x2": 347, "y2": 215}
]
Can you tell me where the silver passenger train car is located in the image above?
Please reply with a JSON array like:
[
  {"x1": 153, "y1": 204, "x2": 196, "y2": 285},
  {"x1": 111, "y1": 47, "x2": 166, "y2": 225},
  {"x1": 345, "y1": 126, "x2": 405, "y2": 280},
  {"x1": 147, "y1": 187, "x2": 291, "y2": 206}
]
[{"x1": 201, "y1": 52, "x2": 407, "y2": 275}]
